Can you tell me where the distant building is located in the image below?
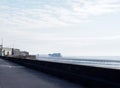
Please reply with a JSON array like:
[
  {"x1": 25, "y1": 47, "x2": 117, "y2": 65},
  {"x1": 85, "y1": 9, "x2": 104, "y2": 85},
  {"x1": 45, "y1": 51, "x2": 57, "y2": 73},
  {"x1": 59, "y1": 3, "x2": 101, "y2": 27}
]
[
  {"x1": 2, "y1": 47, "x2": 13, "y2": 56},
  {"x1": 20, "y1": 51, "x2": 29, "y2": 56},
  {"x1": 0, "y1": 45, "x2": 3, "y2": 56},
  {"x1": 0, "y1": 45, "x2": 2, "y2": 49},
  {"x1": 13, "y1": 49, "x2": 21, "y2": 56},
  {"x1": 0, "y1": 46, "x2": 29, "y2": 57},
  {"x1": 0, "y1": 44, "x2": 31, "y2": 58},
  {"x1": 48, "y1": 53, "x2": 62, "y2": 57}
]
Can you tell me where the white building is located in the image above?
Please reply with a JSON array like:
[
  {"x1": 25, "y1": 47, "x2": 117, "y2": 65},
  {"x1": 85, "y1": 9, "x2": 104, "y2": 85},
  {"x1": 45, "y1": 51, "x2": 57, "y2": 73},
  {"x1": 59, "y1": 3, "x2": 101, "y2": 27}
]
[
  {"x1": 0, "y1": 45, "x2": 29, "y2": 57},
  {"x1": 2, "y1": 47, "x2": 13, "y2": 56}
]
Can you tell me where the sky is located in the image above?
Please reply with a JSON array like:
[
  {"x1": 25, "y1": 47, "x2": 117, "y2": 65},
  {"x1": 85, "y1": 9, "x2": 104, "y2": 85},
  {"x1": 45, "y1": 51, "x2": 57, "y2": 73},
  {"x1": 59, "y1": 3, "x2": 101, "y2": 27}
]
[{"x1": 0, "y1": 0, "x2": 120, "y2": 56}]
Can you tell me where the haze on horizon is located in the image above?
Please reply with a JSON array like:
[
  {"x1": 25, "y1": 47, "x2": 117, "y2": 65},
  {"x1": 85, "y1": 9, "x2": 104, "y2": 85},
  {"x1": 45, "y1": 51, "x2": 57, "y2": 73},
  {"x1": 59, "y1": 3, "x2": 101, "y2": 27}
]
[{"x1": 0, "y1": 0, "x2": 120, "y2": 56}]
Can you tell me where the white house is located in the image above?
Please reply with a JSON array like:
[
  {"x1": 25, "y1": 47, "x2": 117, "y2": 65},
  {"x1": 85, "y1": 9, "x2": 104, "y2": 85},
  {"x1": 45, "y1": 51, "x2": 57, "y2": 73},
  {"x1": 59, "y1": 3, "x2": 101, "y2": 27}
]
[{"x1": 2, "y1": 47, "x2": 13, "y2": 56}]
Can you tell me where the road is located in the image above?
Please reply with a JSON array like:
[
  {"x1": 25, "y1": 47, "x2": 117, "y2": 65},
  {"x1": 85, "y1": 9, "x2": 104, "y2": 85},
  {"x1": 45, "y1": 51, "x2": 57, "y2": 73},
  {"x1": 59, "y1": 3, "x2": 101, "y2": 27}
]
[{"x1": 0, "y1": 58, "x2": 84, "y2": 88}]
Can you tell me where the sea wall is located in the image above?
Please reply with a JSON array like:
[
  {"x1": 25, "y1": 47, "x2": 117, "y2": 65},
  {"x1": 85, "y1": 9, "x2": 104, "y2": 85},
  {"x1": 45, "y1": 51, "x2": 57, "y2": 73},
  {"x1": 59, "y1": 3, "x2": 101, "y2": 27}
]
[{"x1": 1, "y1": 56, "x2": 120, "y2": 88}]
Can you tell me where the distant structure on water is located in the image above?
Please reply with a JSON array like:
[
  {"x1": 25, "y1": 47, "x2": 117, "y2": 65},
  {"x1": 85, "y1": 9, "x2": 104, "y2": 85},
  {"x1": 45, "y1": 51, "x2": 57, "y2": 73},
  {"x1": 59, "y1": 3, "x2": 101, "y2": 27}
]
[{"x1": 48, "y1": 53, "x2": 62, "y2": 57}]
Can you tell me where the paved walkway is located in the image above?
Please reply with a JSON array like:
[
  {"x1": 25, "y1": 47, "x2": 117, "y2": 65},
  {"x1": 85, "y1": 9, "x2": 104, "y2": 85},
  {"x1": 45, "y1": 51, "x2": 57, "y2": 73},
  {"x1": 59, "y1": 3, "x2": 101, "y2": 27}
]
[{"x1": 0, "y1": 58, "x2": 84, "y2": 88}]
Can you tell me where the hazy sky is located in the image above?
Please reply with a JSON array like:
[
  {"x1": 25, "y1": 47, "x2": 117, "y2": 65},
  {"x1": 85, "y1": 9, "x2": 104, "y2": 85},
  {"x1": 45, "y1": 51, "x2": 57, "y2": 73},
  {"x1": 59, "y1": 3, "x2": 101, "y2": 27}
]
[{"x1": 0, "y1": 0, "x2": 120, "y2": 56}]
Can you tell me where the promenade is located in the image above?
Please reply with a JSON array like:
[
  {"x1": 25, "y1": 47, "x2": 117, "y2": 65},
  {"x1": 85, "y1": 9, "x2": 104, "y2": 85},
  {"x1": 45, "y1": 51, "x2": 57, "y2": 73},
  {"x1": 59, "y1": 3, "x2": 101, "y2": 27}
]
[{"x1": 0, "y1": 58, "x2": 83, "y2": 88}]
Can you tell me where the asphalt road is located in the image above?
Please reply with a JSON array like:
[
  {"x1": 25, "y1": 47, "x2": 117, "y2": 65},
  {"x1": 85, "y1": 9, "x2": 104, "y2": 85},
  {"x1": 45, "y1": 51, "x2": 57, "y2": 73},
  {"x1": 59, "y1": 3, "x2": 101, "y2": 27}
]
[{"x1": 0, "y1": 58, "x2": 84, "y2": 88}]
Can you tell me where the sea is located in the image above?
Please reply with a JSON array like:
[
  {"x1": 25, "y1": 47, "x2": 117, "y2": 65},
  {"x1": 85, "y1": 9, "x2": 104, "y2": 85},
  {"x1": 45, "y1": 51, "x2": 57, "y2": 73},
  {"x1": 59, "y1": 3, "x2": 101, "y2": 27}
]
[{"x1": 36, "y1": 56, "x2": 120, "y2": 70}]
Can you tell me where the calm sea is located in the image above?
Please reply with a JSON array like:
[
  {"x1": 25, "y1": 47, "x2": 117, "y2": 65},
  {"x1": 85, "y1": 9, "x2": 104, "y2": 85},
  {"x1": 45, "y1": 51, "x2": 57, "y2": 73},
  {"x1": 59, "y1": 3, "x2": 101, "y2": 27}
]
[{"x1": 36, "y1": 56, "x2": 120, "y2": 69}]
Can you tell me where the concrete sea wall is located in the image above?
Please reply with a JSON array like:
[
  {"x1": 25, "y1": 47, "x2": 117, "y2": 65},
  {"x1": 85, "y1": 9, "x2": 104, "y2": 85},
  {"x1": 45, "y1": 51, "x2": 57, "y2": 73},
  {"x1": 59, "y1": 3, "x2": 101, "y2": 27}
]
[{"x1": 1, "y1": 56, "x2": 120, "y2": 88}]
